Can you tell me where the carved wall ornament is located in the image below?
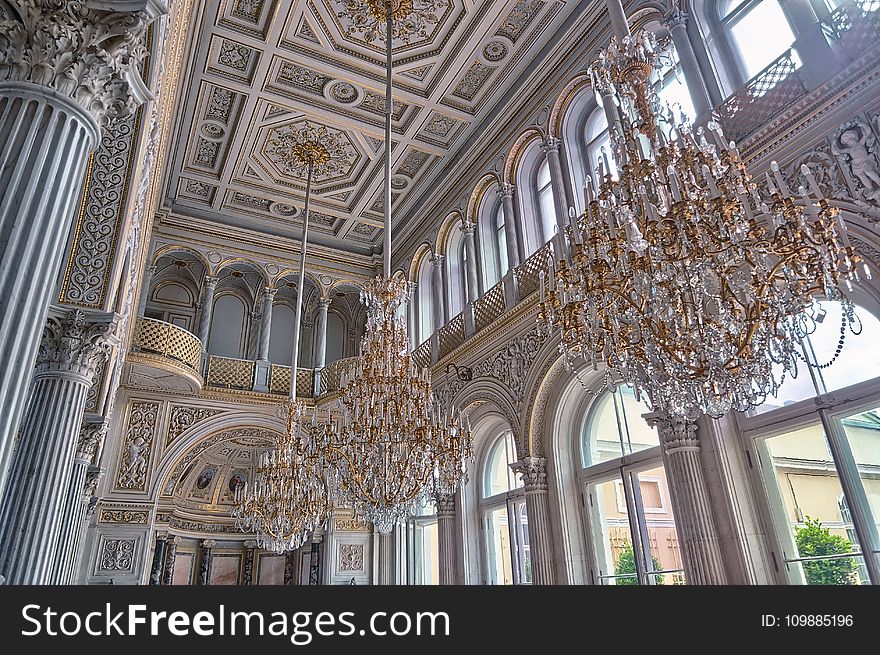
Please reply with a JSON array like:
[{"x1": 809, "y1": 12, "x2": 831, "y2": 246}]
[
  {"x1": 76, "y1": 418, "x2": 109, "y2": 464},
  {"x1": 263, "y1": 121, "x2": 358, "y2": 181},
  {"x1": 99, "y1": 538, "x2": 136, "y2": 572},
  {"x1": 37, "y1": 310, "x2": 118, "y2": 381},
  {"x1": 218, "y1": 39, "x2": 252, "y2": 71},
  {"x1": 98, "y1": 509, "x2": 149, "y2": 524},
  {"x1": 205, "y1": 86, "x2": 235, "y2": 124},
  {"x1": 496, "y1": 0, "x2": 546, "y2": 44},
  {"x1": 334, "y1": 0, "x2": 452, "y2": 47},
  {"x1": 167, "y1": 405, "x2": 225, "y2": 445},
  {"x1": 452, "y1": 60, "x2": 495, "y2": 102},
  {"x1": 831, "y1": 118, "x2": 880, "y2": 205},
  {"x1": 339, "y1": 543, "x2": 364, "y2": 571},
  {"x1": 0, "y1": 0, "x2": 161, "y2": 128},
  {"x1": 115, "y1": 400, "x2": 160, "y2": 491}
]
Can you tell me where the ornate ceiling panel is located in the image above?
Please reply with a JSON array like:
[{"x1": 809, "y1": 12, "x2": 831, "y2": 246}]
[{"x1": 164, "y1": 0, "x2": 575, "y2": 255}]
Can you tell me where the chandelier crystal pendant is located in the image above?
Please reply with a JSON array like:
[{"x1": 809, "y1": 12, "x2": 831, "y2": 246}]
[
  {"x1": 538, "y1": 6, "x2": 867, "y2": 419},
  {"x1": 325, "y1": 0, "x2": 471, "y2": 533},
  {"x1": 232, "y1": 129, "x2": 334, "y2": 552}
]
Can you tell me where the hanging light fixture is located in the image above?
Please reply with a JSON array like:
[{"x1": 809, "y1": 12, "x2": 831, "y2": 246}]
[
  {"x1": 325, "y1": 0, "x2": 472, "y2": 534},
  {"x1": 232, "y1": 125, "x2": 338, "y2": 552},
  {"x1": 538, "y1": 0, "x2": 867, "y2": 419}
]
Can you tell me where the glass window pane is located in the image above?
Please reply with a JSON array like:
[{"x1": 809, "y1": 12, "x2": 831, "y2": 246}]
[
  {"x1": 656, "y1": 65, "x2": 695, "y2": 123},
  {"x1": 514, "y1": 500, "x2": 532, "y2": 584},
  {"x1": 729, "y1": 0, "x2": 795, "y2": 79},
  {"x1": 538, "y1": 185, "x2": 556, "y2": 242},
  {"x1": 588, "y1": 477, "x2": 637, "y2": 585},
  {"x1": 841, "y1": 406, "x2": 880, "y2": 542},
  {"x1": 485, "y1": 507, "x2": 513, "y2": 585},
  {"x1": 483, "y1": 433, "x2": 521, "y2": 498},
  {"x1": 764, "y1": 425, "x2": 867, "y2": 584},
  {"x1": 636, "y1": 465, "x2": 686, "y2": 585},
  {"x1": 811, "y1": 302, "x2": 880, "y2": 394},
  {"x1": 583, "y1": 387, "x2": 659, "y2": 467},
  {"x1": 413, "y1": 518, "x2": 439, "y2": 585}
]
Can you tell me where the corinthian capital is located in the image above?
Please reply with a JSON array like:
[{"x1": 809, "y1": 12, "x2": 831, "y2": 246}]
[
  {"x1": 0, "y1": 0, "x2": 167, "y2": 128},
  {"x1": 645, "y1": 413, "x2": 700, "y2": 454},
  {"x1": 510, "y1": 456, "x2": 548, "y2": 492},
  {"x1": 37, "y1": 308, "x2": 119, "y2": 381}
]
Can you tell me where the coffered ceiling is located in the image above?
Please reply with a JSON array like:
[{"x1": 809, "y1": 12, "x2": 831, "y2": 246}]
[{"x1": 163, "y1": 0, "x2": 577, "y2": 256}]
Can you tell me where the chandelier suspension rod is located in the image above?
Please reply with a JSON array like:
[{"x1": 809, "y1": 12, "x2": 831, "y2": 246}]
[
  {"x1": 383, "y1": 7, "x2": 393, "y2": 277},
  {"x1": 290, "y1": 159, "x2": 315, "y2": 402},
  {"x1": 606, "y1": 0, "x2": 630, "y2": 41}
]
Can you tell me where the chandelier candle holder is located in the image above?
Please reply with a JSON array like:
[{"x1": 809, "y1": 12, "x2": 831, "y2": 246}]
[
  {"x1": 324, "y1": 0, "x2": 472, "y2": 533},
  {"x1": 232, "y1": 128, "x2": 337, "y2": 551},
  {"x1": 538, "y1": 22, "x2": 867, "y2": 419}
]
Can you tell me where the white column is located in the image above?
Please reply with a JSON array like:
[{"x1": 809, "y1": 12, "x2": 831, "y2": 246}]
[
  {"x1": 0, "y1": 0, "x2": 161, "y2": 502},
  {"x1": 499, "y1": 184, "x2": 522, "y2": 269},
  {"x1": 314, "y1": 298, "x2": 331, "y2": 369},
  {"x1": 68, "y1": 466, "x2": 101, "y2": 584},
  {"x1": 435, "y1": 493, "x2": 457, "y2": 585},
  {"x1": 196, "y1": 275, "x2": 219, "y2": 347},
  {"x1": 51, "y1": 417, "x2": 108, "y2": 584},
  {"x1": 512, "y1": 456, "x2": 556, "y2": 585},
  {"x1": 461, "y1": 222, "x2": 480, "y2": 303},
  {"x1": 0, "y1": 309, "x2": 117, "y2": 584},
  {"x1": 256, "y1": 287, "x2": 277, "y2": 362},
  {"x1": 646, "y1": 414, "x2": 728, "y2": 585},
  {"x1": 663, "y1": 9, "x2": 713, "y2": 124},
  {"x1": 430, "y1": 253, "x2": 446, "y2": 330},
  {"x1": 542, "y1": 137, "x2": 572, "y2": 234}
]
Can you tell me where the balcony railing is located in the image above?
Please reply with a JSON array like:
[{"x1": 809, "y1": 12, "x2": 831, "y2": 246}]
[
  {"x1": 825, "y1": 0, "x2": 880, "y2": 60},
  {"x1": 515, "y1": 242, "x2": 553, "y2": 300},
  {"x1": 715, "y1": 49, "x2": 807, "y2": 143},
  {"x1": 438, "y1": 312, "x2": 466, "y2": 359},
  {"x1": 268, "y1": 365, "x2": 314, "y2": 397},
  {"x1": 474, "y1": 281, "x2": 506, "y2": 332},
  {"x1": 319, "y1": 357, "x2": 359, "y2": 397},
  {"x1": 205, "y1": 356, "x2": 255, "y2": 391},
  {"x1": 132, "y1": 317, "x2": 202, "y2": 372}
]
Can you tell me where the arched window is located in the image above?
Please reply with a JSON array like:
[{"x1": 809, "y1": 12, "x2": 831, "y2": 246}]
[
  {"x1": 406, "y1": 500, "x2": 439, "y2": 585},
  {"x1": 325, "y1": 312, "x2": 345, "y2": 365},
  {"x1": 446, "y1": 227, "x2": 467, "y2": 318},
  {"x1": 719, "y1": 0, "x2": 797, "y2": 81},
  {"x1": 207, "y1": 294, "x2": 247, "y2": 358},
  {"x1": 743, "y1": 299, "x2": 880, "y2": 585},
  {"x1": 580, "y1": 386, "x2": 685, "y2": 585},
  {"x1": 536, "y1": 160, "x2": 556, "y2": 245},
  {"x1": 481, "y1": 432, "x2": 530, "y2": 585},
  {"x1": 416, "y1": 255, "x2": 434, "y2": 345},
  {"x1": 583, "y1": 108, "x2": 615, "y2": 182},
  {"x1": 495, "y1": 203, "x2": 508, "y2": 279},
  {"x1": 268, "y1": 303, "x2": 295, "y2": 365}
]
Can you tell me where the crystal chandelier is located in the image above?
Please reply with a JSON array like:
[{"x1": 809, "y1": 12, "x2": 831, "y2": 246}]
[
  {"x1": 232, "y1": 129, "x2": 333, "y2": 551},
  {"x1": 325, "y1": 1, "x2": 471, "y2": 533},
  {"x1": 538, "y1": 10, "x2": 866, "y2": 419}
]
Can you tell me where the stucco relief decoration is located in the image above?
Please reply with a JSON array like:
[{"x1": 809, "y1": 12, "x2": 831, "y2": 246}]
[
  {"x1": 264, "y1": 121, "x2": 358, "y2": 182},
  {"x1": 116, "y1": 401, "x2": 159, "y2": 491},
  {"x1": 334, "y1": 0, "x2": 452, "y2": 45},
  {"x1": 219, "y1": 39, "x2": 251, "y2": 71},
  {"x1": 167, "y1": 405, "x2": 224, "y2": 445},
  {"x1": 832, "y1": 119, "x2": 880, "y2": 205},
  {"x1": 339, "y1": 544, "x2": 364, "y2": 571},
  {"x1": 205, "y1": 87, "x2": 235, "y2": 124},
  {"x1": 61, "y1": 107, "x2": 138, "y2": 307},
  {"x1": 784, "y1": 144, "x2": 848, "y2": 201},
  {"x1": 496, "y1": 0, "x2": 545, "y2": 44},
  {"x1": 98, "y1": 509, "x2": 149, "y2": 524},
  {"x1": 452, "y1": 60, "x2": 494, "y2": 101},
  {"x1": 0, "y1": 0, "x2": 156, "y2": 127},
  {"x1": 99, "y1": 539, "x2": 135, "y2": 572}
]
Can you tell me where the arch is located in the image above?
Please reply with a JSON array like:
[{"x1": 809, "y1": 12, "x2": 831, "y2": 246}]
[
  {"x1": 215, "y1": 258, "x2": 270, "y2": 287},
  {"x1": 151, "y1": 244, "x2": 211, "y2": 271},
  {"x1": 150, "y1": 412, "x2": 286, "y2": 501},
  {"x1": 436, "y1": 210, "x2": 464, "y2": 257},
  {"x1": 271, "y1": 268, "x2": 324, "y2": 293},
  {"x1": 466, "y1": 173, "x2": 501, "y2": 225},
  {"x1": 549, "y1": 74, "x2": 591, "y2": 140},
  {"x1": 504, "y1": 127, "x2": 544, "y2": 185},
  {"x1": 327, "y1": 278, "x2": 367, "y2": 297},
  {"x1": 408, "y1": 242, "x2": 434, "y2": 283},
  {"x1": 451, "y1": 377, "x2": 520, "y2": 452}
]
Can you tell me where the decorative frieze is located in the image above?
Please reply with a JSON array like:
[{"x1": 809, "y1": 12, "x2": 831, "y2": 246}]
[{"x1": 98, "y1": 509, "x2": 150, "y2": 524}]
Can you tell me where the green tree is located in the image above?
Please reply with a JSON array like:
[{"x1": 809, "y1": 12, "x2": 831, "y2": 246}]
[
  {"x1": 614, "y1": 544, "x2": 665, "y2": 585},
  {"x1": 794, "y1": 517, "x2": 858, "y2": 586}
]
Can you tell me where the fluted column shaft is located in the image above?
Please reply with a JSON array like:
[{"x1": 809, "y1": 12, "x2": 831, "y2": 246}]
[
  {"x1": 196, "y1": 276, "x2": 219, "y2": 347},
  {"x1": 0, "y1": 0, "x2": 161, "y2": 502},
  {"x1": 499, "y1": 184, "x2": 522, "y2": 270},
  {"x1": 149, "y1": 534, "x2": 168, "y2": 586},
  {"x1": 0, "y1": 309, "x2": 116, "y2": 584},
  {"x1": 377, "y1": 531, "x2": 396, "y2": 586},
  {"x1": 648, "y1": 415, "x2": 728, "y2": 585},
  {"x1": 162, "y1": 536, "x2": 180, "y2": 585},
  {"x1": 314, "y1": 298, "x2": 331, "y2": 369},
  {"x1": 461, "y1": 222, "x2": 480, "y2": 303},
  {"x1": 542, "y1": 137, "x2": 571, "y2": 235},
  {"x1": 51, "y1": 417, "x2": 107, "y2": 584},
  {"x1": 67, "y1": 467, "x2": 100, "y2": 584},
  {"x1": 197, "y1": 540, "x2": 215, "y2": 585},
  {"x1": 256, "y1": 287, "x2": 277, "y2": 362},
  {"x1": 512, "y1": 457, "x2": 556, "y2": 585},
  {"x1": 430, "y1": 253, "x2": 446, "y2": 330},
  {"x1": 663, "y1": 10, "x2": 713, "y2": 124},
  {"x1": 435, "y1": 494, "x2": 457, "y2": 585}
]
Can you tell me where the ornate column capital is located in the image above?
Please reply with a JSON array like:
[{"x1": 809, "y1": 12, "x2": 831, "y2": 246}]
[
  {"x1": 499, "y1": 182, "x2": 515, "y2": 199},
  {"x1": 663, "y1": 7, "x2": 689, "y2": 30},
  {"x1": 434, "y1": 493, "x2": 456, "y2": 518},
  {"x1": 460, "y1": 220, "x2": 476, "y2": 236},
  {"x1": 76, "y1": 416, "x2": 109, "y2": 464},
  {"x1": 541, "y1": 136, "x2": 562, "y2": 154},
  {"x1": 318, "y1": 297, "x2": 332, "y2": 310},
  {"x1": 0, "y1": 0, "x2": 167, "y2": 129},
  {"x1": 167, "y1": 535, "x2": 181, "y2": 546},
  {"x1": 430, "y1": 252, "x2": 445, "y2": 267},
  {"x1": 645, "y1": 413, "x2": 701, "y2": 455},
  {"x1": 511, "y1": 456, "x2": 548, "y2": 492},
  {"x1": 201, "y1": 539, "x2": 216, "y2": 549},
  {"x1": 204, "y1": 274, "x2": 220, "y2": 290},
  {"x1": 37, "y1": 309, "x2": 118, "y2": 382},
  {"x1": 243, "y1": 540, "x2": 258, "y2": 550}
]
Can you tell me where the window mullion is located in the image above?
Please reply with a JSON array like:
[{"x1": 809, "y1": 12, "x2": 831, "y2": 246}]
[
  {"x1": 621, "y1": 468, "x2": 649, "y2": 585},
  {"x1": 819, "y1": 406, "x2": 880, "y2": 584}
]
